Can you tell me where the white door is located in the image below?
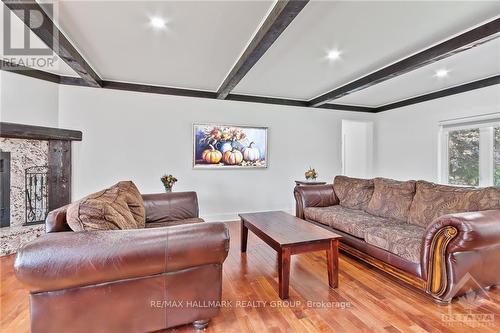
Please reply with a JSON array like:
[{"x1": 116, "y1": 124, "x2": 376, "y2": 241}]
[{"x1": 341, "y1": 120, "x2": 373, "y2": 178}]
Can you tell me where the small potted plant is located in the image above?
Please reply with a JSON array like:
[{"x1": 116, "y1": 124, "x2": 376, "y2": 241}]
[
  {"x1": 305, "y1": 167, "x2": 318, "y2": 181},
  {"x1": 160, "y1": 174, "x2": 177, "y2": 192}
]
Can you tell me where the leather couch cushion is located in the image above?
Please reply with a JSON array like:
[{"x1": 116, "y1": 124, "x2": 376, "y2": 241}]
[
  {"x1": 364, "y1": 223, "x2": 425, "y2": 263},
  {"x1": 408, "y1": 181, "x2": 500, "y2": 227},
  {"x1": 304, "y1": 205, "x2": 392, "y2": 238},
  {"x1": 67, "y1": 181, "x2": 145, "y2": 231},
  {"x1": 366, "y1": 178, "x2": 416, "y2": 222},
  {"x1": 142, "y1": 192, "x2": 199, "y2": 223},
  {"x1": 145, "y1": 218, "x2": 204, "y2": 228},
  {"x1": 333, "y1": 176, "x2": 374, "y2": 210}
]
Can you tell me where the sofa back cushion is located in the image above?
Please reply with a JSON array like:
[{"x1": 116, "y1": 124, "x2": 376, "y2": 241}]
[
  {"x1": 66, "y1": 181, "x2": 145, "y2": 231},
  {"x1": 333, "y1": 176, "x2": 374, "y2": 210},
  {"x1": 408, "y1": 181, "x2": 500, "y2": 227},
  {"x1": 366, "y1": 178, "x2": 416, "y2": 222}
]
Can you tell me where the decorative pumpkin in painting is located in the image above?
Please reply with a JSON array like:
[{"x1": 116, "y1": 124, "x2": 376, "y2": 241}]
[
  {"x1": 219, "y1": 141, "x2": 233, "y2": 154},
  {"x1": 242, "y1": 142, "x2": 260, "y2": 161},
  {"x1": 223, "y1": 149, "x2": 244, "y2": 165},
  {"x1": 194, "y1": 124, "x2": 267, "y2": 168},
  {"x1": 202, "y1": 145, "x2": 222, "y2": 164}
]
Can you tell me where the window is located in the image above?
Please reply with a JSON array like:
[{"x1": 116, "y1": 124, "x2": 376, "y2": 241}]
[
  {"x1": 440, "y1": 117, "x2": 500, "y2": 187},
  {"x1": 448, "y1": 128, "x2": 480, "y2": 186}
]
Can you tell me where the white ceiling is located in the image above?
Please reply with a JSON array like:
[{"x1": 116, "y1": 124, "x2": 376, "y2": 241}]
[
  {"x1": 1, "y1": 1, "x2": 499, "y2": 107},
  {"x1": 54, "y1": 0, "x2": 274, "y2": 91},
  {"x1": 333, "y1": 37, "x2": 500, "y2": 107},
  {"x1": 232, "y1": 0, "x2": 500, "y2": 100}
]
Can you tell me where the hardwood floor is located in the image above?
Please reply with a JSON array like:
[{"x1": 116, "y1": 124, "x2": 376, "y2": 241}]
[{"x1": 1, "y1": 221, "x2": 499, "y2": 332}]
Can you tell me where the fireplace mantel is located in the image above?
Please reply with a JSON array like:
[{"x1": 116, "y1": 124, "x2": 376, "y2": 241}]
[
  {"x1": 1, "y1": 122, "x2": 82, "y2": 233},
  {"x1": 0, "y1": 122, "x2": 82, "y2": 141}
]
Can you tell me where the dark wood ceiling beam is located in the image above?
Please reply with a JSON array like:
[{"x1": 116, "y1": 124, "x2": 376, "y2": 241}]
[
  {"x1": 308, "y1": 18, "x2": 500, "y2": 107},
  {"x1": 0, "y1": 60, "x2": 60, "y2": 83},
  {"x1": 2, "y1": 0, "x2": 102, "y2": 87},
  {"x1": 318, "y1": 104, "x2": 377, "y2": 113},
  {"x1": 101, "y1": 81, "x2": 217, "y2": 99},
  {"x1": 4, "y1": 61, "x2": 498, "y2": 114},
  {"x1": 374, "y1": 75, "x2": 500, "y2": 112},
  {"x1": 226, "y1": 94, "x2": 308, "y2": 107},
  {"x1": 216, "y1": 0, "x2": 309, "y2": 100}
]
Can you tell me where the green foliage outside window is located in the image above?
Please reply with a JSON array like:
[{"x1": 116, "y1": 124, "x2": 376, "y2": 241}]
[{"x1": 448, "y1": 129, "x2": 479, "y2": 186}]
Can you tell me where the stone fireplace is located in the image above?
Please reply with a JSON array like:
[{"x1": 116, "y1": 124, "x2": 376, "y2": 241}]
[{"x1": 0, "y1": 122, "x2": 82, "y2": 255}]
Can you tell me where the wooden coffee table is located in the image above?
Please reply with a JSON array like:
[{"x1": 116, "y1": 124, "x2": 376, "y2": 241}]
[{"x1": 239, "y1": 211, "x2": 341, "y2": 299}]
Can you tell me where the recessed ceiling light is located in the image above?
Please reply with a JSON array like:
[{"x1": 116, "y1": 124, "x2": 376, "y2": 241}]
[
  {"x1": 434, "y1": 69, "x2": 450, "y2": 78},
  {"x1": 150, "y1": 17, "x2": 167, "y2": 29},
  {"x1": 327, "y1": 49, "x2": 342, "y2": 60}
]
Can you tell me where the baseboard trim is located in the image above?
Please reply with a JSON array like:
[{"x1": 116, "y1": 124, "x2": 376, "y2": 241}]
[{"x1": 201, "y1": 208, "x2": 294, "y2": 223}]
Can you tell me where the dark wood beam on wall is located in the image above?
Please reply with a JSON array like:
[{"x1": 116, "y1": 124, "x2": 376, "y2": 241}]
[
  {"x1": 318, "y1": 104, "x2": 377, "y2": 113},
  {"x1": 2, "y1": 0, "x2": 102, "y2": 87},
  {"x1": 374, "y1": 75, "x2": 500, "y2": 112},
  {"x1": 308, "y1": 18, "x2": 500, "y2": 107},
  {"x1": 4, "y1": 62, "x2": 498, "y2": 114},
  {"x1": 101, "y1": 81, "x2": 217, "y2": 99},
  {"x1": 0, "y1": 61, "x2": 60, "y2": 83},
  {"x1": 216, "y1": 0, "x2": 309, "y2": 100},
  {"x1": 58, "y1": 77, "x2": 218, "y2": 99},
  {"x1": 226, "y1": 94, "x2": 308, "y2": 107},
  {"x1": 0, "y1": 62, "x2": 369, "y2": 111}
]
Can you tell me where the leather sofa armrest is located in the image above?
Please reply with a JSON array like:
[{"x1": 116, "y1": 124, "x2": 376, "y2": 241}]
[
  {"x1": 15, "y1": 222, "x2": 229, "y2": 293},
  {"x1": 294, "y1": 184, "x2": 338, "y2": 219},
  {"x1": 142, "y1": 191, "x2": 200, "y2": 223},
  {"x1": 421, "y1": 209, "x2": 500, "y2": 301},
  {"x1": 45, "y1": 205, "x2": 71, "y2": 233}
]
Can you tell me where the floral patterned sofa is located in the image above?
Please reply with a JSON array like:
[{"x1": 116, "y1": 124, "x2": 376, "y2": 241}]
[{"x1": 294, "y1": 176, "x2": 500, "y2": 303}]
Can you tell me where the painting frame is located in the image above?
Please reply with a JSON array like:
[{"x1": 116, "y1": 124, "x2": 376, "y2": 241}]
[{"x1": 192, "y1": 123, "x2": 268, "y2": 169}]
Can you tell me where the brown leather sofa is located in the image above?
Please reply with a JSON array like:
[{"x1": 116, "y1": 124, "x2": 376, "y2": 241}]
[
  {"x1": 14, "y1": 189, "x2": 230, "y2": 333},
  {"x1": 294, "y1": 176, "x2": 500, "y2": 303}
]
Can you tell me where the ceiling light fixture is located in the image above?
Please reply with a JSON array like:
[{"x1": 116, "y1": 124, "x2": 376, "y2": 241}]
[
  {"x1": 434, "y1": 69, "x2": 450, "y2": 78},
  {"x1": 150, "y1": 17, "x2": 167, "y2": 29},
  {"x1": 327, "y1": 49, "x2": 342, "y2": 61}
]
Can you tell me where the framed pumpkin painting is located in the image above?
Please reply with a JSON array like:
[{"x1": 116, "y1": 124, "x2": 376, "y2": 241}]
[{"x1": 193, "y1": 124, "x2": 268, "y2": 169}]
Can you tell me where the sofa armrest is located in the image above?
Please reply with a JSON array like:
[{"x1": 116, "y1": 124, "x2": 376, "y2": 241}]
[
  {"x1": 14, "y1": 222, "x2": 229, "y2": 293},
  {"x1": 142, "y1": 191, "x2": 200, "y2": 223},
  {"x1": 45, "y1": 204, "x2": 71, "y2": 233},
  {"x1": 421, "y1": 210, "x2": 500, "y2": 301},
  {"x1": 294, "y1": 184, "x2": 338, "y2": 219}
]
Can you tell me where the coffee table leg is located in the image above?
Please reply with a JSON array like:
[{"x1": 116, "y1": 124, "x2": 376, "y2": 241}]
[
  {"x1": 241, "y1": 220, "x2": 248, "y2": 253},
  {"x1": 326, "y1": 239, "x2": 339, "y2": 288},
  {"x1": 278, "y1": 247, "x2": 291, "y2": 299}
]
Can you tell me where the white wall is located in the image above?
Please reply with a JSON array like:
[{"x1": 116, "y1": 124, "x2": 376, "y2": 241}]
[
  {"x1": 0, "y1": 71, "x2": 59, "y2": 127},
  {"x1": 373, "y1": 85, "x2": 500, "y2": 182},
  {"x1": 58, "y1": 85, "x2": 373, "y2": 221},
  {"x1": 3, "y1": 70, "x2": 499, "y2": 219},
  {"x1": 341, "y1": 120, "x2": 373, "y2": 178}
]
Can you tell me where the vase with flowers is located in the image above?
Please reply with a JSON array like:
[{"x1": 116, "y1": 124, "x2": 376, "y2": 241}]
[
  {"x1": 305, "y1": 167, "x2": 318, "y2": 181},
  {"x1": 161, "y1": 174, "x2": 177, "y2": 192}
]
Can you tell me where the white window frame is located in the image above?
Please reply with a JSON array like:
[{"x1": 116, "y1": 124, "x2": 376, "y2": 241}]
[{"x1": 438, "y1": 114, "x2": 500, "y2": 187}]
